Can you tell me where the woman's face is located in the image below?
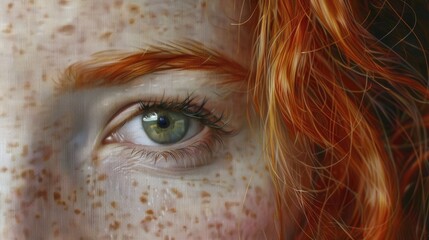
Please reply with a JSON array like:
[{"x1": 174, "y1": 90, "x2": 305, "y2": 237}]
[{"x1": 0, "y1": 0, "x2": 276, "y2": 239}]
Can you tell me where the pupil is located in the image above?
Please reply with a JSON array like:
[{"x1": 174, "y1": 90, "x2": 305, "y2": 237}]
[{"x1": 157, "y1": 115, "x2": 170, "y2": 129}]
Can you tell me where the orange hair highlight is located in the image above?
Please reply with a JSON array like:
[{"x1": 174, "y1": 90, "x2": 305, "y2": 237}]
[{"x1": 252, "y1": 0, "x2": 429, "y2": 239}]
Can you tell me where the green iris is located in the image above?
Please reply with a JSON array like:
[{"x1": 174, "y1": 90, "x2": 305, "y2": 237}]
[{"x1": 141, "y1": 110, "x2": 189, "y2": 144}]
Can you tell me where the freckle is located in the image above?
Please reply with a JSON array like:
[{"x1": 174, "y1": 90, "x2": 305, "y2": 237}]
[
  {"x1": 171, "y1": 188, "x2": 183, "y2": 198},
  {"x1": 114, "y1": 0, "x2": 123, "y2": 8},
  {"x1": 109, "y1": 221, "x2": 121, "y2": 230},
  {"x1": 2, "y1": 23, "x2": 12, "y2": 34},
  {"x1": 127, "y1": 223, "x2": 133, "y2": 230},
  {"x1": 1, "y1": 167, "x2": 8, "y2": 172},
  {"x1": 110, "y1": 201, "x2": 118, "y2": 209},
  {"x1": 58, "y1": 0, "x2": 68, "y2": 5},
  {"x1": 97, "y1": 189, "x2": 105, "y2": 196},
  {"x1": 99, "y1": 31, "x2": 112, "y2": 40},
  {"x1": 146, "y1": 209, "x2": 154, "y2": 215},
  {"x1": 225, "y1": 152, "x2": 233, "y2": 161},
  {"x1": 20, "y1": 145, "x2": 29, "y2": 157},
  {"x1": 21, "y1": 169, "x2": 34, "y2": 179},
  {"x1": 243, "y1": 207, "x2": 257, "y2": 218},
  {"x1": 23, "y1": 81, "x2": 32, "y2": 90},
  {"x1": 53, "y1": 192, "x2": 61, "y2": 201},
  {"x1": 228, "y1": 165, "x2": 233, "y2": 175},
  {"x1": 15, "y1": 214, "x2": 22, "y2": 224},
  {"x1": 128, "y1": 4, "x2": 140, "y2": 14},
  {"x1": 145, "y1": 216, "x2": 153, "y2": 222},
  {"x1": 224, "y1": 201, "x2": 240, "y2": 210},
  {"x1": 92, "y1": 155, "x2": 99, "y2": 166},
  {"x1": 41, "y1": 72, "x2": 48, "y2": 81},
  {"x1": 91, "y1": 201, "x2": 102, "y2": 209},
  {"x1": 149, "y1": 12, "x2": 156, "y2": 18},
  {"x1": 74, "y1": 209, "x2": 81, "y2": 215},
  {"x1": 128, "y1": 18, "x2": 135, "y2": 24},
  {"x1": 140, "y1": 222, "x2": 150, "y2": 233},
  {"x1": 188, "y1": 181, "x2": 197, "y2": 187},
  {"x1": 104, "y1": 213, "x2": 113, "y2": 221},
  {"x1": 224, "y1": 211, "x2": 234, "y2": 220},
  {"x1": 168, "y1": 208, "x2": 176, "y2": 213},
  {"x1": 162, "y1": 180, "x2": 168, "y2": 185},
  {"x1": 52, "y1": 228, "x2": 60, "y2": 237},
  {"x1": 201, "y1": 1, "x2": 206, "y2": 8},
  {"x1": 140, "y1": 196, "x2": 147, "y2": 204},
  {"x1": 200, "y1": 191, "x2": 211, "y2": 198},
  {"x1": 7, "y1": 142, "x2": 19, "y2": 148},
  {"x1": 57, "y1": 24, "x2": 75, "y2": 35},
  {"x1": 7, "y1": 2, "x2": 13, "y2": 9},
  {"x1": 35, "y1": 190, "x2": 47, "y2": 201},
  {"x1": 97, "y1": 174, "x2": 107, "y2": 181},
  {"x1": 132, "y1": 180, "x2": 138, "y2": 187}
]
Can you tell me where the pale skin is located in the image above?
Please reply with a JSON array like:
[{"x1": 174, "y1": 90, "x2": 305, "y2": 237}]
[{"x1": 0, "y1": 0, "x2": 277, "y2": 239}]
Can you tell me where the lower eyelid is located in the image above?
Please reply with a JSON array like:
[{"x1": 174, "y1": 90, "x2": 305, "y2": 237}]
[{"x1": 95, "y1": 127, "x2": 224, "y2": 174}]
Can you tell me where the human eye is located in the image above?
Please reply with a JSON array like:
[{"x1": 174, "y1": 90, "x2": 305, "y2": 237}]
[{"x1": 99, "y1": 94, "x2": 233, "y2": 172}]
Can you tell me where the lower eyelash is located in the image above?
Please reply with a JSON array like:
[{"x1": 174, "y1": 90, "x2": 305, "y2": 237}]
[{"x1": 104, "y1": 127, "x2": 225, "y2": 174}]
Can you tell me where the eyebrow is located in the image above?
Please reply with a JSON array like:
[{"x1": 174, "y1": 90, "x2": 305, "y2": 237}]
[{"x1": 59, "y1": 41, "x2": 249, "y2": 90}]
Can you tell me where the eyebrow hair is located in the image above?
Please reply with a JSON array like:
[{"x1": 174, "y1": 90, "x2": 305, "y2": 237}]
[{"x1": 59, "y1": 41, "x2": 249, "y2": 90}]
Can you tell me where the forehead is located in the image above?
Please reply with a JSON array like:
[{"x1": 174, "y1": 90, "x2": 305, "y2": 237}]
[{"x1": 0, "y1": 0, "x2": 253, "y2": 85}]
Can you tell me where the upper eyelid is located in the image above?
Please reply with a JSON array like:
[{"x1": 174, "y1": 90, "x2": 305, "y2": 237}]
[
  {"x1": 137, "y1": 95, "x2": 230, "y2": 130},
  {"x1": 99, "y1": 95, "x2": 233, "y2": 146}
]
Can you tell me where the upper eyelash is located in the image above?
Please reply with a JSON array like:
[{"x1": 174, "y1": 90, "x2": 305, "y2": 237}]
[{"x1": 138, "y1": 94, "x2": 233, "y2": 134}]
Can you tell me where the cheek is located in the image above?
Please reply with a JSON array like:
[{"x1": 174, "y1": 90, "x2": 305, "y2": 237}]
[{"x1": 14, "y1": 128, "x2": 276, "y2": 239}]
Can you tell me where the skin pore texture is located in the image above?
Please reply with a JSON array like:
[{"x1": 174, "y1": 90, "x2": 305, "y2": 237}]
[{"x1": 0, "y1": 0, "x2": 278, "y2": 239}]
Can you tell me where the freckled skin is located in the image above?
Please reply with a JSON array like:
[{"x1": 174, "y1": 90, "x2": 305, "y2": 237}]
[{"x1": 0, "y1": 0, "x2": 278, "y2": 239}]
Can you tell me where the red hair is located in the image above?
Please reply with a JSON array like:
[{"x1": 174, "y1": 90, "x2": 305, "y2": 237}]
[{"x1": 252, "y1": 0, "x2": 429, "y2": 238}]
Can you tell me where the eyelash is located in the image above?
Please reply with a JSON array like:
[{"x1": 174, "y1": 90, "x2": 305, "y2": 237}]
[
  {"x1": 138, "y1": 94, "x2": 230, "y2": 132},
  {"x1": 119, "y1": 129, "x2": 221, "y2": 171},
  {"x1": 103, "y1": 94, "x2": 233, "y2": 171}
]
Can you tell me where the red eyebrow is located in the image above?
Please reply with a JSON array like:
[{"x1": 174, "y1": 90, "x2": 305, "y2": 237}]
[{"x1": 59, "y1": 42, "x2": 248, "y2": 90}]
